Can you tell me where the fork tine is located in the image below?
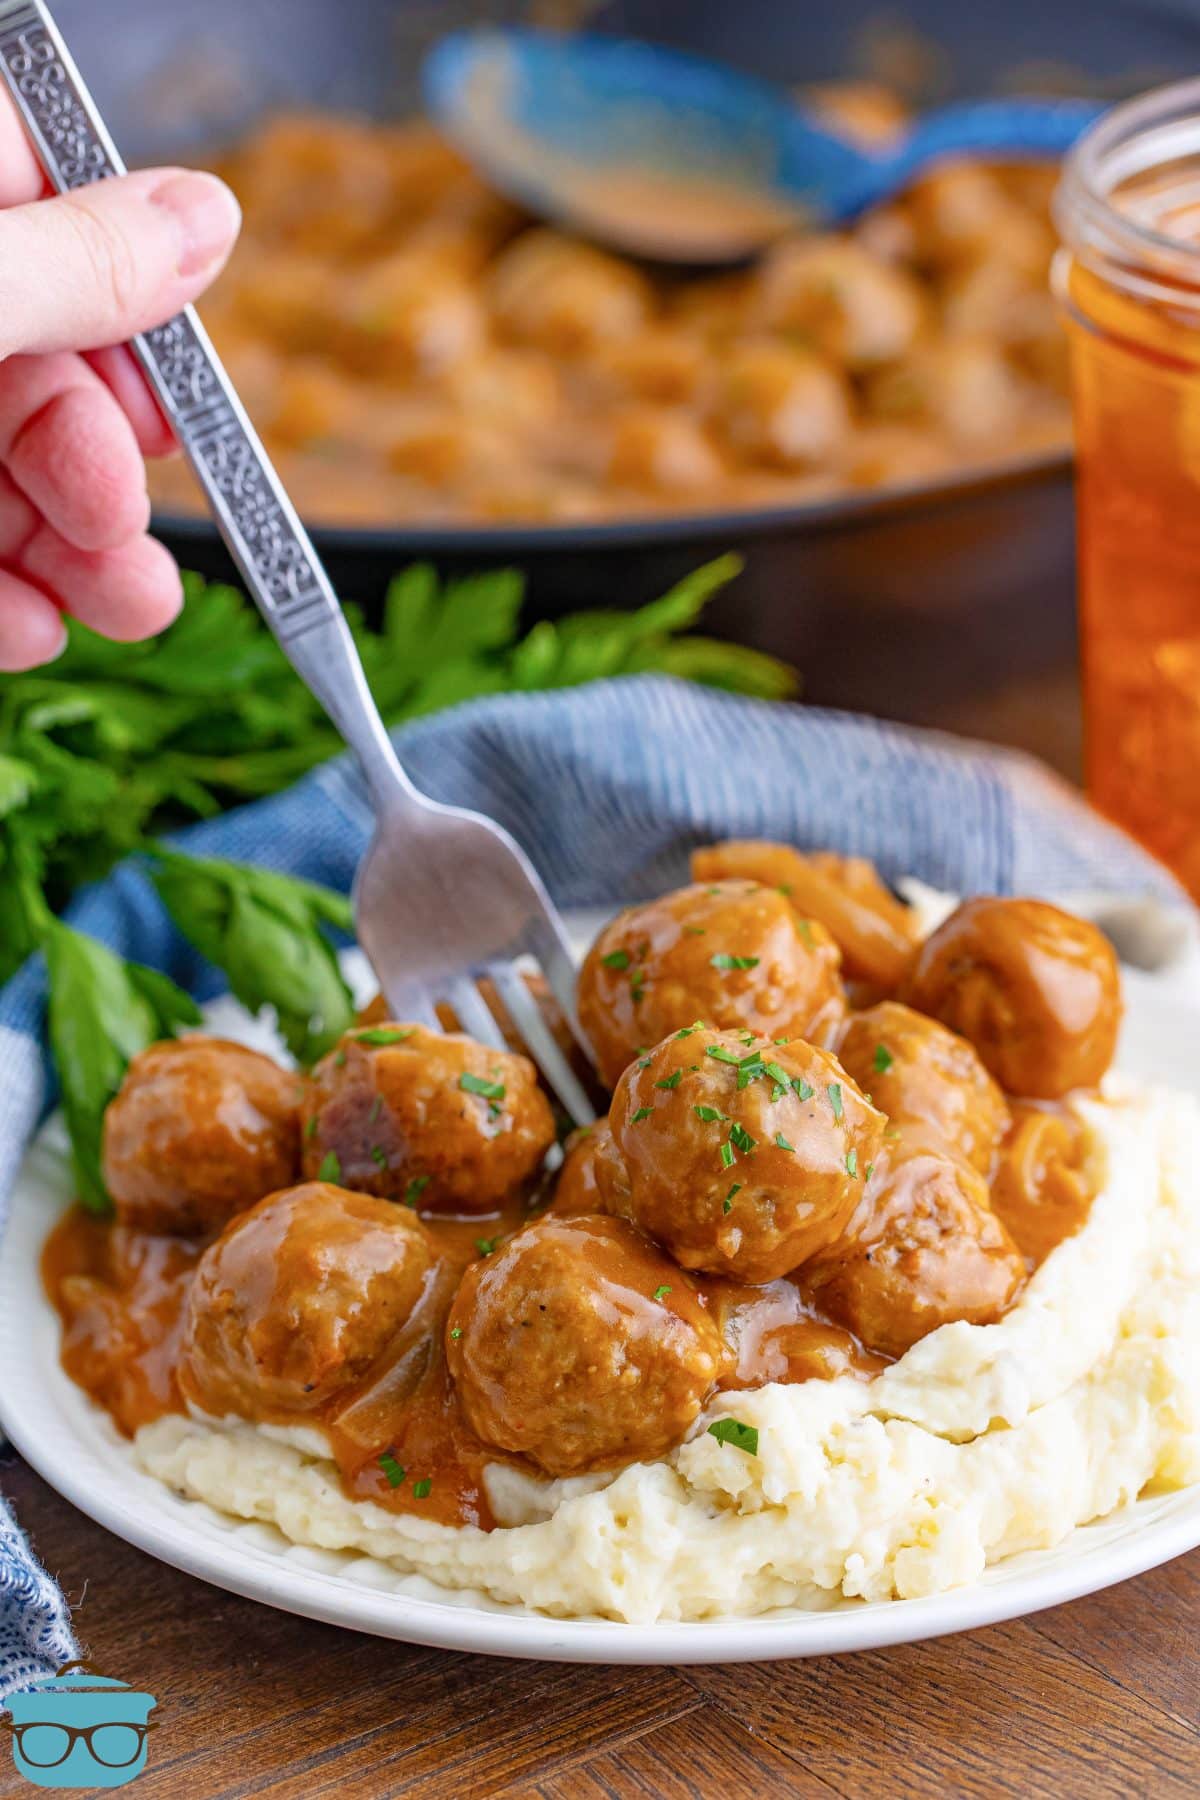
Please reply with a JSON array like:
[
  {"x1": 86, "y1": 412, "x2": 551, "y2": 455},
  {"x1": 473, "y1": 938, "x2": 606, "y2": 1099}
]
[
  {"x1": 487, "y1": 963, "x2": 597, "y2": 1127},
  {"x1": 377, "y1": 979, "x2": 441, "y2": 1034},
  {"x1": 442, "y1": 974, "x2": 509, "y2": 1052},
  {"x1": 525, "y1": 920, "x2": 594, "y2": 1062}
]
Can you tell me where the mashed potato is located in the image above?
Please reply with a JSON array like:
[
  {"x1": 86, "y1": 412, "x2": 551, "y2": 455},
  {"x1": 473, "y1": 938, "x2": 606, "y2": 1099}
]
[{"x1": 135, "y1": 1082, "x2": 1200, "y2": 1622}]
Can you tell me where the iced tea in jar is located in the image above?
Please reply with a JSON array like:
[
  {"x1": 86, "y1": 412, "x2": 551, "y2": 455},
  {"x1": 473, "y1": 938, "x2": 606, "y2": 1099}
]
[{"x1": 1056, "y1": 82, "x2": 1200, "y2": 896}]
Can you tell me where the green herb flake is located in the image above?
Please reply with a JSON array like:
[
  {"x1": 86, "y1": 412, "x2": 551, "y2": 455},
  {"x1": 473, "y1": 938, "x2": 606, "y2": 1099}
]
[
  {"x1": 656, "y1": 1070, "x2": 682, "y2": 1090},
  {"x1": 601, "y1": 949, "x2": 631, "y2": 970},
  {"x1": 693, "y1": 1104, "x2": 727, "y2": 1123},
  {"x1": 630, "y1": 970, "x2": 647, "y2": 1004},
  {"x1": 775, "y1": 883, "x2": 793, "y2": 897},
  {"x1": 722, "y1": 1181, "x2": 743, "y2": 1215},
  {"x1": 828, "y1": 1082, "x2": 844, "y2": 1122},
  {"x1": 412, "y1": 1477, "x2": 432, "y2": 1500},
  {"x1": 729, "y1": 1123, "x2": 757, "y2": 1154},
  {"x1": 775, "y1": 1132, "x2": 795, "y2": 1152},
  {"x1": 720, "y1": 1141, "x2": 735, "y2": 1170},
  {"x1": 369, "y1": 1145, "x2": 388, "y2": 1170},
  {"x1": 653, "y1": 1284, "x2": 671, "y2": 1301},
  {"x1": 710, "y1": 952, "x2": 760, "y2": 972},
  {"x1": 378, "y1": 1451, "x2": 405, "y2": 1489},
  {"x1": 845, "y1": 1148, "x2": 859, "y2": 1178},
  {"x1": 708, "y1": 1418, "x2": 760, "y2": 1457},
  {"x1": 459, "y1": 1072, "x2": 506, "y2": 1102},
  {"x1": 449, "y1": 1325, "x2": 463, "y2": 1340},
  {"x1": 675, "y1": 1021, "x2": 706, "y2": 1039},
  {"x1": 684, "y1": 926, "x2": 707, "y2": 937},
  {"x1": 404, "y1": 1174, "x2": 430, "y2": 1207},
  {"x1": 738, "y1": 1030, "x2": 757, "y2": 1046},
  {"x1": 705, "y1": 1045, "x2": 740, "y2": 1066},
  {"x1": 764, "y1": 1061, "x2": 790, "y2": 1088},
  {"x1": 874, "y1": 1043, "x2": 894, "y2": 1074},
  {"x1": 475, "y1": 1237, "x2": 499, "y2": 1257},
  {"x1": 631, "y1": 1106, "x2": 654, "y2": 1123},
  {"x1": 795, "y1": 919, "x2": 816, "y2": 949},
  {"x1": 793, "y1": 1078, "x2": 815, "y2": 1102},
  {"x1": 885, "y1": 1125, "x2": 903, "y2": 1141},
  {"x1": 317, "y1": 1150, "x2": 341, "y2": 1183},
  {"x1": 774, "y1": 1037, "x2": 790, "y2": 1046},
  {"x1": 304, "y1": 1115, "x2": 320, "y2": 1142},
  {"x1": 865, "y1": 1163, "x2": 875, "y2": 1180},
  {"x1": 356, "y1": 1026, "x2": 416, "y2": 1046}
]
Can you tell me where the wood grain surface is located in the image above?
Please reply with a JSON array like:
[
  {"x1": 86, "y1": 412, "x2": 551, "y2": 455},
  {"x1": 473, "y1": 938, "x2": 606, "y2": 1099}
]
[{"x1": 1, "y1": 1452, "x2": 1197, "y2": 1800}]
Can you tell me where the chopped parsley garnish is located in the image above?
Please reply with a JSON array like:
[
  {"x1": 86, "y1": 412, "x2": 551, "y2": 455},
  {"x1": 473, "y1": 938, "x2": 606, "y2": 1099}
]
[
  {"x1": 706, "y1": 886, "x2": 723, "y2": 896},
  {"x1": 459, "y1": 1072, "x2": 506, "y2": 1102},
  {"x1": 601, "y1": 949, "x2": 631, "y2": 970},
  {"x1": 885, "y1": 1125, "x2": 903, "y2": 1141},
  {"x1": 775, "y1": 883, "x2": 793, "y2": 897},
  {"x1": 356, "y1": 1027, "x2": 415, "y2": 1046},
  {"x1": 684, "y1": 926, "x2": 707, "y2": 937},
  {"x1": 729, "y1": 1123, "x2": 757, "y2": 1154},
  {"x1": 828, "y1": 1082, "x2": 844, "y2": 1121},
  {"x1": 656, "y1": 1070, "x2": 682, "y2": 1090},
  {"x1": 705, "y1": 1045, "x2": 740, "y2": 1066},
  {"x1": 378, "y1": 1451, "x2": 405, "y2": 1489},
  {"x1": 475, "y1": 1237, "x2": 499, "y2": 1256},
  {"x1": 630, "y1": 970, "x2": 647, "y2": 1004},
  {"x1": 370, "y1": 1145, "x2": 389, "y2": 1170},
  {"x1": 449, "y1": 1326, "x2": 463, "y2": 1340},
  {"x1": 723, "y1": 1182, "x2": 743, "y2": 1214},
  {"x1": 795, "y1": 919, "x2": 816, "y2": 949},
  {"x1": 738, "y1": 1030, "x2": 756, "y2": 1046},
  {"x1": 775, "y1": 1133, "x2": 795, "y2": 1152},
  {"x1": 693, "y1": 1104, "x2": 727, "y2": 1123},
  {"x1": 774, "y1": 1037, "x2": 790, "y2": 1046},
  {"x1": 412, "y1": 1478, "x2": 432, "y2": 1500},
  {"x1": 793, "y1": 1078, "x2": 814, "y2": 1102},
  {"x1": 710, "y1": 952, "x2": 760, "y2": 971},
  {"x1": 631, "y1": 1106, "x2": 654, "y2": 1123},
  {"x1": 720, "y1": 1141, "x2": 735, "y2": 1170},
  {"x1": 636, "y1": 1055, "x2": 653, "y2": 1071},
  {"x1": 404, "y1": 1174, "x2": 430, "y2": 1206},
  {"x1": 708, "y1": 1419, "x2": 759, "y2": 1456},
  {"x1": 369, "y1": 1094, "x2": 384, "y2": 1124},
  {"x1": 317, "y1": 1150, "x2": 341, "y2": 1183},
  {"x1": 874, "y1": 1043, "x2": 894, "y2": 1073},
  {"x1": 653, "y1": 1284, "x2": 671, "y2": 1301},
  {"x1": 675, "y1": 1022, "x2": 705, "y2": 1039},
  {"x1": 764, "y1": 1061, "x2": 791, "y2": 1088},
  {"x1": 304, "y1": 1114, "x2": 320, "y2": 1141},
  {"x1": 845, "y1": 1149, "x2": 858, "y2": 1177},
  {"x1": 865, "y1": 1163, "x2": 875, "y2": 1180}
]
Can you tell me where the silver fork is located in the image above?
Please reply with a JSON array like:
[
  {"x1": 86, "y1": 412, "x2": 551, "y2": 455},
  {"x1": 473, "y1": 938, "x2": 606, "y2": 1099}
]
[{"x1": 0, "y1": 0, "x2": 596, "y2": 1125}]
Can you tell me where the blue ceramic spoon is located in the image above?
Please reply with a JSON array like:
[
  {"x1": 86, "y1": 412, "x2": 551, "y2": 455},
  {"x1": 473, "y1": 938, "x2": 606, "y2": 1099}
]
[{"x1": 425, "y1": 28, "x2": 1102, "y2": 263}]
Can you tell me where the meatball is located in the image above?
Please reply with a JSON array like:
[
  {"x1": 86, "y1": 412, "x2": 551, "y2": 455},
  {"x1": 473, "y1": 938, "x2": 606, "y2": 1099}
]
[
  {"x1": 102, "y1": 1037, "x2": 301, "y2": 1236},
  {"x1": 690, "y1": 841, "x2": 918, "y2": 987},
  {"x1": 990, "y1": 1102, "x2": 1097, "y2": 1270},
  {"x1": 900, "y1": 897, "x2": 1122, "y2": 1099},
  {"x1": 751, "y1": 236, "x2": 924, "y2": 369},
  {"x1": 549, "y1": 1120, "x2": 620, "y2": 1219},
  {"x1": 801, "y1": 1139, "x2": 1025, "y2": 1358},
  {"x1": 181, "y1": 1182, "x2": 440, "y2": 1419},
  {"x1": 487, "y1": 229, "x2": 651, "y2": 353},
  {"x1": 836, "y1": 1001, "x2": 1010, "y2": 1175},
  {"x1": 578, "y1": 881, "x2": 846, "y2": 1089},
  {"x1": 607, "y1": 405, "x2": 726, "y2": 495},
  {"x1": 446, "y1": 1214, "x2": 722, "y2": 1475},
  {"x1": 712, "y1": 341, "x2": 851, "y2": 469},
  {"x1": 599, "y1": 1026, "x2": 886, "y2": 1283},
  {"x1": 301, "y1": 1023, "x2": 555, "y2": 1215}
]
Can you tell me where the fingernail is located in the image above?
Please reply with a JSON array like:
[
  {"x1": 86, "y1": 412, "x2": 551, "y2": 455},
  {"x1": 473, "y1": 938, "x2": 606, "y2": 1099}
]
[{"x1": 151, "y1": 171, "x2": 241, "y2": 278}]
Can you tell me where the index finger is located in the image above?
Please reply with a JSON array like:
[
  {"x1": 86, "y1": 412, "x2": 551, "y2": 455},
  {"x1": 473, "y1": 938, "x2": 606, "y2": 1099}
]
[{"x1": 0, "y1": 87, "x2": 48, "y2": 207}]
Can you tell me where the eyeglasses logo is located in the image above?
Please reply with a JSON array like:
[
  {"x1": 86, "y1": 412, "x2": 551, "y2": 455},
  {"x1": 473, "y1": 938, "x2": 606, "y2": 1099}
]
[{"x1": 4, "y1": 1661, "x2": 158, "y2": 1789}]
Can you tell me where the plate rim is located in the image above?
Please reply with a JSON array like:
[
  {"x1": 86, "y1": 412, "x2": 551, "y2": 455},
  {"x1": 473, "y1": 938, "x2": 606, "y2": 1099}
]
[{"x1": 3, "y1": 970, "x2": 1199, "y2": 1665}]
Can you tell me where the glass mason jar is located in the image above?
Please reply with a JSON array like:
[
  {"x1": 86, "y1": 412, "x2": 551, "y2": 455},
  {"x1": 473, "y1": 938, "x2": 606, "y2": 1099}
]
[{"x1": 1055, "y1": 81, "x2": 1200, "y2": 898}]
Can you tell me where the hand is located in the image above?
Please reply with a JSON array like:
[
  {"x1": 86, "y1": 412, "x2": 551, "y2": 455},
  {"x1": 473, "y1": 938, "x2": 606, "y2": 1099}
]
[{"x1": 0, "y1": 96, "x2": 241, "y2": 671}]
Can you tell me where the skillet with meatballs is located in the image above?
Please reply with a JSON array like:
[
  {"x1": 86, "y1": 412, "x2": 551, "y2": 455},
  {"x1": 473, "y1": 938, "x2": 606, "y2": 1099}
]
[{"x1": 44, "y1": 845, "x2": 1119, "y2": 1527}]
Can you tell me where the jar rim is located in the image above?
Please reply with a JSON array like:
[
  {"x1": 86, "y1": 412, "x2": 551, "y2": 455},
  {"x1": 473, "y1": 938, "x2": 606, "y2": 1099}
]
[{"x1": 1057, "y1": 77, "x2": 1200, "y2": 282}]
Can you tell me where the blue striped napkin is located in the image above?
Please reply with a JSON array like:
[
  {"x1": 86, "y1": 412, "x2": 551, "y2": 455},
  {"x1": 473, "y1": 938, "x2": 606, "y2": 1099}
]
[{"x1": 0, "y1": 675, "x2": 1186, "y2": 1698}]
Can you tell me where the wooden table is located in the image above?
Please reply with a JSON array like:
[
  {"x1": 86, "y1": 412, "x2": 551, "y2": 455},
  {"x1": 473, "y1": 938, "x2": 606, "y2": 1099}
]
[
  {"x1": 4, "y1": 669, "x2": 1197, "y2": 1800},
  {"x1": 3, "y1": 1440, "x2": 1199, "y2": 1798}
]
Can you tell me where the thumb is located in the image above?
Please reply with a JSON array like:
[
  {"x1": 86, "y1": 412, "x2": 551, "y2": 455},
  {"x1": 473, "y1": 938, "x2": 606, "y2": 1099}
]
[{"x1": 0, "y1": 166, "x2": 241, "y2": 359}]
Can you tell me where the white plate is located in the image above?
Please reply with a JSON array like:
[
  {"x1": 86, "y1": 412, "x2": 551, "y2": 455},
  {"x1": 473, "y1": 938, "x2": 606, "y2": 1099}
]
[{"x1": 2, "y1": 953, "x2": 1199, "y2": 1664}]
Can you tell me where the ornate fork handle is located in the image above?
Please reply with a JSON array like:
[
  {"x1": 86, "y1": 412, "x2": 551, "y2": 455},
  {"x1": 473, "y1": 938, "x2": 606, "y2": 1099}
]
[{"x1": 0, "y1": 0, "x2": 410, "y2": 801}]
